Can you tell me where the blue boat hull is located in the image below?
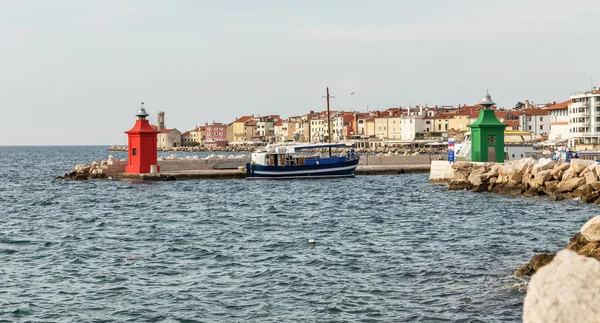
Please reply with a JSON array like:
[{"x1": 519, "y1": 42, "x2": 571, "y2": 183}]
[{"x1": 246, "y1": 158, "x2": 359, "y2": 179}]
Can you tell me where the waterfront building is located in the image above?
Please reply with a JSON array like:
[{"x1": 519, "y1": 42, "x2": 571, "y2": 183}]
[
  {"x1": 157, "y1": 128, "x2": 182, "y2": 148},
  {"x1": 205, "y1": 122, "x2": 227, "y2": 147},
  {"x1": 568, "y1": 88, "x2": 600, "y2": 148},
  {"x1": 374, "y1": 111, "x2": 390, "y2": 140},
  {"x1": 244, "y1": 120, "x2": 258, "y2": 142},
  {"x1": 518, "y1": 108, "x2": 550, "y2": 139},
  {"x1": 400, "y1": 106, "x2": 427, "y2": 141},
  {"x1": 226, "y1": 124, "x2": 233, "y2": 143},
  {"x1": 448, "y1": 105, "x2": 482, "y2": 132},
  {"x1": 356, "y1": 113, "x2": 372, "y2": 137},
  {"x1": 255, "y1": 115, "x2": 278, "y2": 142},
  {"x1": 310, "y1": 116, "x2": 327, "y2": 142},
  {"x1": 232, "y1": 116, "x2": 254, "y2": 142},
  {"x1": 364, "y1": 117, "x2": 376, "y2": 138},
  {"x1": 389, "y1": 112, "x2": 403, "y2": 140},
  {"x1": 546, "y1": 100, "x2": 570, "y2": 141},
  {"x1": 274, "y1": 119, "x2": 284, "y2": 142},
  {"x1": 289, "y1": 116, "x2": 306, "y2": 142},
  {"x1": 181, "y1": 126, "x2": 204, "y2": 145}
]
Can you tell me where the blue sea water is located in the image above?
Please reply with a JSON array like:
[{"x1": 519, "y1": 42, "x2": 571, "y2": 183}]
[{"x1": 0, "y1": 146, "x2": 597, "y2": 322}]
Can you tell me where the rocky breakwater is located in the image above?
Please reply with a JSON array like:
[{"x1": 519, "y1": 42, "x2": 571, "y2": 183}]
[
  {"x1": 520, "y1": 216, "x2": 600, "y2": 322},
  {"x1": 447, "y1": 158, "x2": 600, "y2": 203},
  {"x1": 56, "y1": 155, "x2": 126, "y2": 180}
]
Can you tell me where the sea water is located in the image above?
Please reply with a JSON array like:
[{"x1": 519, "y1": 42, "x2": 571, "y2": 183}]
[{"x1": 0, "y1": 146, "x2": 596, "y2": 322}]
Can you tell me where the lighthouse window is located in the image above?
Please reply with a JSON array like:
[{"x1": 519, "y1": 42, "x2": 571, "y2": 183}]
[{"x1": 132, "y1": 148, "x2": 137, "y2": 156}]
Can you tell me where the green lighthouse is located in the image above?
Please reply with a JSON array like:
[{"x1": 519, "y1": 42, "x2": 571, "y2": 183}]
[{"x1": 468, "y1": 91, "x2": 507, "y2": 163}]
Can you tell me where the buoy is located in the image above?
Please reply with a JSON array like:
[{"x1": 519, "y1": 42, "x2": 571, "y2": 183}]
[
  {"x1": 308, "y1": 239, "x2": 316, "y2": 244},
  {"x1": 127, "y1": 257, "x2": 137, "y2": 261},
  {"x1": 398, "y1": 168, "x2": 405, "y2": 174}
]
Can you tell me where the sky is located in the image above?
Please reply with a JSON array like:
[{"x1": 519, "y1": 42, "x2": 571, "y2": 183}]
[{"x1": 1, "y1": 0, "x2": 600, "y2": 145}]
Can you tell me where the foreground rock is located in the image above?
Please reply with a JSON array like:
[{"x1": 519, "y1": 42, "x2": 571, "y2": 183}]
[
  {"x1": 516, "y1": 216, "x2": 600, "y2": 277},
  {"x1": 523, "y1": 250, "x2": 600, "y2": 323}
]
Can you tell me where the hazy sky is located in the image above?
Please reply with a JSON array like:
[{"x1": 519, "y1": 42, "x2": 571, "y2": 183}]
[{"x1": 2, "y1": 0, "x2": 599, "y2": 145}]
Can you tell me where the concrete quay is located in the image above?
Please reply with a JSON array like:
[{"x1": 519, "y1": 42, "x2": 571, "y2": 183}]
[
  {"x1": 106, "y1": 164, "x2": 431, "y2": 181},
  {"x1": 60, "y1": 155, "x2": 435, "y2": 181}
]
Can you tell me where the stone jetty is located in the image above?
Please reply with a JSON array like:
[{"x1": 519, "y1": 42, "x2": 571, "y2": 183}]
[{"x1": 435, "y1": 158, "x2": 600, "y2": 204}]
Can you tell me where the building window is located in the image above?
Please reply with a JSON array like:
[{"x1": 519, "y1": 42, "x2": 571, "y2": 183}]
[
  {"x1": 540, "y1": 125, "x2": 543, "y2": 130},
  {"x1": 528, "y1": 126, "x2": 532, "y2": 131},
  {"x1": 540, "y1": 117, "x2": 543, "y2": 121},
  {"x1": 132, "y1": 148, "x2": 137, "y2": 156}
]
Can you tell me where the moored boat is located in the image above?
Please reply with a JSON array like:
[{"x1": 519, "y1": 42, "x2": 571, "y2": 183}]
[{"x1": 245, "y1": 143, "x2": 359, "y2": 179}]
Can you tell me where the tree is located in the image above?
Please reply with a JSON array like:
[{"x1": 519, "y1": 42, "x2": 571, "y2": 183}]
[{"x1": 514, "y1": 102, "x2": 525, "y2": 110}]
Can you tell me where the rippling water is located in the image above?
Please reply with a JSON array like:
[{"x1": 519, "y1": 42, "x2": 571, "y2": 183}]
[{"x1": 0, "y1": 146, "x2": 597, "y2": 322}]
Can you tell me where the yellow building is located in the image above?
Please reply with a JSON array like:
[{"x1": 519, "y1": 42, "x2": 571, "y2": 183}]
[
  {"x1": 374, "y1": 116, "x2": 390, "y2": 139},
  {"x1": 389, "y1": 113, "x2": 402, "y2": 139},
  {"x1": 365, "y1": 117, "x2": 376, "y2": 137},
  {"x1": 232, "y1": 116, "x2": 254, "y2": 142}
]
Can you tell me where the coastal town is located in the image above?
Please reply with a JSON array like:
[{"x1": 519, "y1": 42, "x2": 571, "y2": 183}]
[{"x1": 130, "y1": 87, "x2": 600, "y2": 152}]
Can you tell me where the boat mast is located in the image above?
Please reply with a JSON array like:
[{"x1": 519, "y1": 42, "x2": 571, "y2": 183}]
[{"x1": 324, "y1": 87, "x2": 334, "y2": 156}]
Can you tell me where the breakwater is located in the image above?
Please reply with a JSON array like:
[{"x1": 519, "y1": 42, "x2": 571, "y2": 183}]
[{"x1": 431, "y1": 158, "x2": 600, "y2": 204}]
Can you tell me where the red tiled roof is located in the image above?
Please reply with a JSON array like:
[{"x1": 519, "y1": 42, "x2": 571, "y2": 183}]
[
  {"x1": 503, "y1": 120, "x2": 519, "y2": 127},
  {"x1": 245, "y1": 121, "x2": 257, "y2": 126},
  {"x1": 521, "y1": 108, "x2": 549, "y2": 116},
  {"x1": 545, "y1": 100, "x2": 570, "y2": 110},
  {"x1": 159, "y1": 128, "x2": 175, "y2": 133},
  {"x1": 182, "y1": 131, "x2": 191, "y2": 136},
  {"x1": 274, "y1": 120, "x2": 283, "y2": 126},
  {"x1": 234, "y1": 116, "x2": 254, "y2": 123}
]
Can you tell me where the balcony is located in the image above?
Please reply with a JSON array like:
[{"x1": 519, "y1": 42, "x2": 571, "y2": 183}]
[{"x1": 571, "y1": 101, "x2": 588, "y2": 108}]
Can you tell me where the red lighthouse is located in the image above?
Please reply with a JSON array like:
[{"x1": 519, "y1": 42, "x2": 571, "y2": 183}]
[{"x1": 125, "y1": 103, "x2": 160, "y2": 174}]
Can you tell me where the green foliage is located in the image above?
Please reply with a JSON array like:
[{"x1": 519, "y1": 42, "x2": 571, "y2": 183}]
[{"x1": 184, "y1": 141, "x2": 200, "y2": 147}]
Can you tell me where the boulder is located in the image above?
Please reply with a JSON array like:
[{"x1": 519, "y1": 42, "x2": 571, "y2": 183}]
[
  {"x1": 572, "y1": 184, "x2": 599, "y2": 203},
  {"x1": 515, "y1": 253, "x2": 555, "y2": 276},
  {"x1": 541, "y1": 180, "x2": 559, "y2": 195},
  {"x1": 534, "y1": 170, "x2": 553, "y2": 186},
  {"x1": 468, "y1": 166, "x2": 488, "y2": 189},
  {"x1": 514, "y1": 158, "x2": 535, "y2": 173},
  {"x1": 487, "y1": 164, "x2": 500, "y2": 178},
  {"x1": 501, "y1": 181, "x2": 525, "y2": 196},
  {"x1": 532, "y1": 158, "x2": 555, "y2": 174},
  {"x1": 498, "y1": 164, "x2": 514, "y2": 176},
  {"x1": 551, "y1": 162, "x2": 570, "y2": 179},
  {"x1": 581, "y1": 216, "x2": 600, "y2": 243},
  {"x1": 557, "y1": 177, "x2": 586, "y2": 193},
  {"x1": 580, "y1": 161, "x2": 598, "y2": 176},
  {"x1": 561, "y1": 167, "x2": 577, "y2": 181},
  {"x1": 523, "y1": 250, "x2": 600, "y2": 323},
  {"x1": 507, "y1": 171, "x2": 523, "y2": 183},
  {"x1": 571, "y1": 159, "x2": 594, "y2": 174},
  {"x1": 555, "y1": 192, "x2": 573, "y2": 201},
  {"x1": 595, "y1": 164, "x2": 600, "y2": 178},
  {"x1": 585, "y1": 170, "x2": 598, "y2": 184},
  {"x1": 565, "y1": 232, "x2": 590, "y2": 253}
]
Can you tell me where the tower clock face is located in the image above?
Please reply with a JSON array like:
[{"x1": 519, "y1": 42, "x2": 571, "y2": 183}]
[{"x1": 488, "y1": 135, "x2": 497, "y2": 144}]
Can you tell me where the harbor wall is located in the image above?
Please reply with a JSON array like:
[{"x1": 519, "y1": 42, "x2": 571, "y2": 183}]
[
  {"x1": 359, "y1": 155, "x2": 434, "y2": 166},
  {"x1": 97, "y1": 157, "x2": 250, "y2": 174}
]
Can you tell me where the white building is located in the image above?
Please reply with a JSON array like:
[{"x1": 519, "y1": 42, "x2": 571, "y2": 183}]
[
  {"x1": 569, "y1": 89, "x2": 600, "y2": 147},
  {"x1": 547, "y1": 100, "x2": 570, "y2": 141},
  {"x1": 518, "y1": 109, "x2": 550, "y2": 139},
  {"x1": 400, "y1": 106, "x2": 426, "y2": 141}
]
